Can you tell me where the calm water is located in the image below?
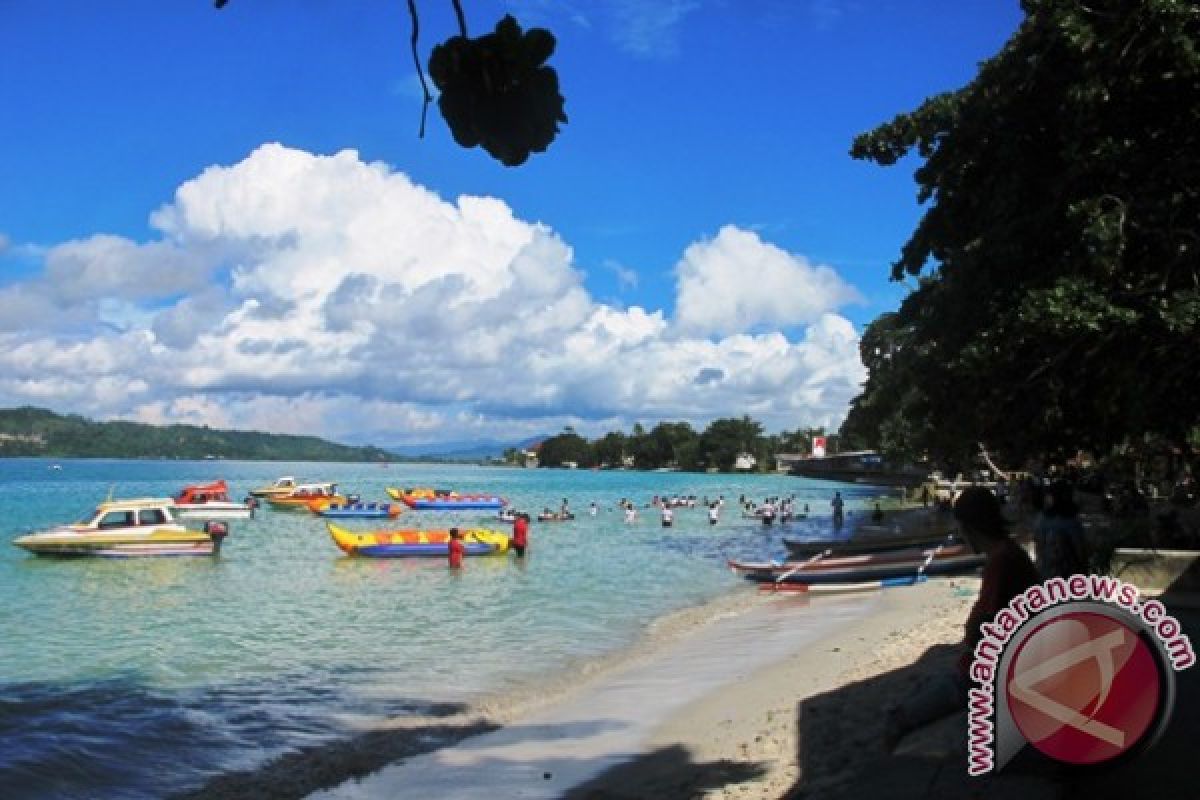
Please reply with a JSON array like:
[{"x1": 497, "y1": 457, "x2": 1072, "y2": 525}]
[{"x1": 0, "y1": 459, "x2": 893, "y2": 799}]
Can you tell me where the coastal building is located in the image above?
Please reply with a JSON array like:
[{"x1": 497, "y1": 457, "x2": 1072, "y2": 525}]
[{"x1": 734, "y1": 453, "x2": 757, "y2": 471}]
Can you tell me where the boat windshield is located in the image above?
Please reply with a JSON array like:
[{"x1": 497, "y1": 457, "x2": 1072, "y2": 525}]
[{"x1": 78, "y1": 507, "x2": 104, "y2": 525}]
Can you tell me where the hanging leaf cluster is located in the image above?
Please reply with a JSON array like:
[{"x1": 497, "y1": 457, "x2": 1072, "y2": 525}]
[{"x1": 429, "y1": 15, "x2": 567, "y2": 166}]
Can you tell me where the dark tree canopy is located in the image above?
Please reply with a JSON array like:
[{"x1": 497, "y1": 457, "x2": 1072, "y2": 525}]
[{"x1": 842, "y1": 0, "x2": 1200, "y2": 466}]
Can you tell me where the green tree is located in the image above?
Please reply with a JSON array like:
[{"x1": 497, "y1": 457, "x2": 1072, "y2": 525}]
[
  {"x1": 699, "y1": 416, "x2": 764, "y2": 472},
  {"x1": 845, "y1": 0, "x2": 1200, "y2": 465},
  {"x1": 648, "y1": 421, "x2": 698, "y2": 469},
  {"x1": 592, "y1": 431, "x2": 627, "y2": 468},
  {"x1": 536, "y1": 430, "x2": 591, "y2": 467}
]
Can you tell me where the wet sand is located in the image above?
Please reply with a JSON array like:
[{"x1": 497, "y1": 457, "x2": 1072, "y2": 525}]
[{"x1": 307, "y1": 577, "x2": 978, "y2": 799}]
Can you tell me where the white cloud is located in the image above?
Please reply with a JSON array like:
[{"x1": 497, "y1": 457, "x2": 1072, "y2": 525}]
[
  {"x1": 673, "y1": 225, "x2": 862, "y2": 337},
  {"x1": 603, "y1": 258, "x2": 639, "y2": 291},
  {"x1": 0, "y1": 144, "x2": 867, "y2": 443},
  {"x1": 44, "y1": 234, "x2": 215, "y2": 305},
  {"x1": 608, "y1": 0, "x2": 700, "y2": 58}
]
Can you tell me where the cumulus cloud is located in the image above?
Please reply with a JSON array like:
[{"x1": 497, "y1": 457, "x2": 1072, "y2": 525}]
[
  {"x1": 0, "y1": 144, "x2": 866, "y2": 443},
  {"x1": 44, "y1": 234, "x2": 216, "y2": 305},
  {"x1": 673, "y1": 225, "x2": 862, "y2": 337}
]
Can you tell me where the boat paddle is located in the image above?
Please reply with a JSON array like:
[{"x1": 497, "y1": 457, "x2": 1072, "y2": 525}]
[{"x1": 774, "y1": 548, "x2": 833, "y2": 585}]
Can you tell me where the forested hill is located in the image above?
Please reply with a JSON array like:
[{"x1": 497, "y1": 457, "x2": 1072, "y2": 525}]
[{"x1": 0, "y1": 407, "x2": 393, "y2": 462}]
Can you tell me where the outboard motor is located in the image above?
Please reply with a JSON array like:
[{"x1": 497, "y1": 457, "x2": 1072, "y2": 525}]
[{"x1": 204, "y1": 521, "x2": 230, "y2": 553}]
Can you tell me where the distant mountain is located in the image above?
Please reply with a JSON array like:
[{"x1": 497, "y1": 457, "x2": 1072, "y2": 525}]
[
  {"x1": 0, "y1": 406, "x2": 392, "y2": 462},
  {"x1": 373, "y1": 435, "x2": 550, "y2": 461}
]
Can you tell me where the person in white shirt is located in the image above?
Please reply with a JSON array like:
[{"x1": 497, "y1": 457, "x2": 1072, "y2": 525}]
[
  {"x1": 708, "y1": 503, "x2": 719, "y2": 525},
  {"x1": 624, "y1": 504, "x2": 637, "y2": 524},
  {"x1": 661, "y1": 506, "x2": 674, "y2": 528}
]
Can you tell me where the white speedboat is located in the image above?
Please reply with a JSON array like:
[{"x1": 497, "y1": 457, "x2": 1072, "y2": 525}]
[
  {"x1": 172, "y1": 479, "x2": 254, "y2": 520},
  {"x1": 12, "y1": 498, "x2": 229, "y2": 558}
]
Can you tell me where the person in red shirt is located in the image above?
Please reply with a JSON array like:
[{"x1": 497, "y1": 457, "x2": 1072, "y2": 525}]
[
  {"x1": 511, "y1": 512, "x2": 529, "y2": 557},
  {"x1": 884, "y1": 486, "x2": 1041, "y2": 750},
  {"x1": 447, "y1": 528, "x2": 465, "y2": 569}
]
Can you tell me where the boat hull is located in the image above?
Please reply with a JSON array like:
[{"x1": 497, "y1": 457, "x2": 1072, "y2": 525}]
[
  {"x1": 729, "y1": 544, "x2": 974, "y2": 578},
  {"x1": 13, "y1": 528, "x2": 221, "y2": 558},
  {"x1": 783, "y1": 532, "x2": 961, "y2": 558},
  {"x1": 173, "y1": 503, "x2": 253, "y2": 520},
  {"x1": 326, "y1": 522, "x2": 510, "y2": 557},
  {"x1": 266, "y1": 494, "x2": 347, "y2": 511},
  {"x1": 735, "y1": 553, "x2": 985, "y2": 585}
]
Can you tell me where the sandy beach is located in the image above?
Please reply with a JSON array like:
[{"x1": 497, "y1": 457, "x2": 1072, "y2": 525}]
[{"x1": 298, "y1": 573, "x2": 978, "y2": 800}]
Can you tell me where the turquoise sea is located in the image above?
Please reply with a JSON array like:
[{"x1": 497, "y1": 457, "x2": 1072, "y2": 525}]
[{"x1": 0, "y1": 459, "x2": 895, "y2": 799}]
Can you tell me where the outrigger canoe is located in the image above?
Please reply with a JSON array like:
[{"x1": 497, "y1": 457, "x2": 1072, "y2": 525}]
[
  {"x1": 730, "y1": 551, "x2": 985, "y2": 586},
  {"x1": 385, "y1": 487, "x2": 506, "y2": 510},
  {"x1": 729, "y1": 543, "x2": 975, "y2": 579},
  {"x1": 326, "y1": 522, "x2": 510, "y2": 557},
  {"x1": 782, "y1": 531, "x2": 961, "y2": 558}
]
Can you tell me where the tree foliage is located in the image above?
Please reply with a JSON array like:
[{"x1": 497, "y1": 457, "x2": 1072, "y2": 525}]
[
  {"x1": 430, "y1": 14, "x2": 567, "y2": 166},
  {"x1": 536, "y1": 430, "x2": 592, "y2": 467},
  {"x1": 699, "y1": 416, "x2": 764, "y2": 472},
  {"x1": 842, "y1": 0, "x2": 1200, "y2": 466}
]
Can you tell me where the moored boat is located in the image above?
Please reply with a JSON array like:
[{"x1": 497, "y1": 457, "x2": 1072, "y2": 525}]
[
  {"x1": 172, "y1": 479, "x2": 254, "y2": 519},
  {"x1": 731, "y1": 551, "x2": 984, "y2": 585},
  {"x1": 265, "y1": 483, "x2": 345, "y2": 511},
  {"x1": 729, "y1": 543, "x2": 975, "y2": 579},
  {"x1": 316, "y1": 502, "x2": 403, "y2": 519},
  {"x1": 12, "y1": 498, "x2": 229, "y2": 558},
  {"x1": 786, "y1": 450, "x2": 928, "y2": 487},
  {"x1": 783, "y1": 531, "x2": 961, "y2": 558},
  {"x1": 248, "y1": 476, "x2": 299, "y2": 498},
  {"x1": 325, "y1": 522, "x2": 509, "y2": 557},
  {"x1": 386, "y1": 487, "x2": 507, "y2": 510}
]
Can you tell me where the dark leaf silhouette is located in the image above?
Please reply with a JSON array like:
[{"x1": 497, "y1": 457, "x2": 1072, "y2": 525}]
[{"x1": 429, "y1": 14, "x2": 567, "y2": 166}]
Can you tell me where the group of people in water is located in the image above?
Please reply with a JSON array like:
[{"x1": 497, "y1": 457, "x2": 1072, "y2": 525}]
[{"x1": 516, "y1": 491, "x2": 872, "y2": 532}]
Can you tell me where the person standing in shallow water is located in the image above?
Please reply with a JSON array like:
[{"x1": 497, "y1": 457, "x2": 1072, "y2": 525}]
[
  {"x1": 831, "y1": 491, "x2": 845, "y2": 526},
  {"x1": 511, "y1": 512, "x2": 529, "y2": 557},
  {"x1": 448, "y1": 528, "x2": 465, "y2": 569}
]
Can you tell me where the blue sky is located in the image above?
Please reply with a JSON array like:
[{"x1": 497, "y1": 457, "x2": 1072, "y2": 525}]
[{"x1": 0, "y1": 1, "x2": 1022, "y2": 447}]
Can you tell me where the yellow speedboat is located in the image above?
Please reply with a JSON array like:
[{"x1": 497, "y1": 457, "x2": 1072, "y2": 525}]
[
  {"x1": 248, "y1": 476, "x2": 300, "y2": 498},
  {"x1": 264, "y1": 483, "x2": 345, "y2": 511},
  {"x1": 12, "y1": 498, "x2": 229, "y2": 558}
]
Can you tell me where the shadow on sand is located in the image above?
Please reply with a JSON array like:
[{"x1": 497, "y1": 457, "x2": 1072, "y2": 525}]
[
  {"x1": 562, "y1": 743, "x2": 769, "y2": 799},
  {"x1": 785, "y1": 606, "x2": 1200, "y2": 800}
]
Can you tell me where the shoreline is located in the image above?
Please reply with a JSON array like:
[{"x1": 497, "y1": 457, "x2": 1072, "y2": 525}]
[
  {"x1": 171, "y1": 515, "x2": 977, "y2": 800},
  {"x1": 302, "y1": 577, "x2": 977, "y2": 799}
]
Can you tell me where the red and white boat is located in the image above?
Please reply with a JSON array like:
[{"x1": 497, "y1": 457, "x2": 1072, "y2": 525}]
[{"x1": 172, "y1": 479, "x2": 254, "y2": 520}]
